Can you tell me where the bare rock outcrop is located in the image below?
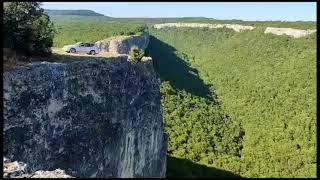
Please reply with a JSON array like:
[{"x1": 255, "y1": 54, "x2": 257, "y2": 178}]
[
  {"x1": 153, "y1": 23, "x2": 316, "y2": 38},
  {"x1": 3, "y1": 158, "x2": 74, "y2": 178},
  {"x1": 31, "y1": 169, "x2": 74, "y2": 178},
  {"x1": 264, "y1": 27, "x2": 316, "y2": 38},
  {"x1": 153, "y1": 23, "x2": 255, "y2": 32},
  {"x1": 95, "y1": 32, "x2": 149, "y2": 54},
  {"x1": 3, "y1": 56, "x2": 166, "y2": 178}
]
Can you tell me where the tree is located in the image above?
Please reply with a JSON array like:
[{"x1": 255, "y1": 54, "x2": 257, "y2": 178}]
[{"x1": 3, "y1": 2, "x2": 56, "y2": 55}]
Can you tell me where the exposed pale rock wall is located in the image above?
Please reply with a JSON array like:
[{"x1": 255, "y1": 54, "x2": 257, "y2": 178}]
[
  {"x1": 31, "y1": 169, "x2": 74, "y2": 178},
  {"x1": 95, "y1": 32, "x2": 149, "y2": 54},
  {"x1": 3, "y1": 57, "x2": 166, "y2": 178},
  {"x1": 153, "y1": 23, "x2": 316, "y2": 38},
  {"x1": 264, "y1": 27, "x2": 316, "y2": 38},
  {"x1": 153, "y1": 23, "x2": 255, "y2": 32}
]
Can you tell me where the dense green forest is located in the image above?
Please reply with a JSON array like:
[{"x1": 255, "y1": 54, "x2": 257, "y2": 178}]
[
  {"x1": 147, "y1": 27, "x2": 316, "y2": 178},
  {"x1": 48, "y1": 13, "x2": 316, "y2": 178}
]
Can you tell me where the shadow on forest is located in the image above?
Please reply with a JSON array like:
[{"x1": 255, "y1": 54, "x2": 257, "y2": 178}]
[
  {"x1": 167, "y1": 156, "x2": 242, "y2": 178},
  {"x1": 146, "y1": 36, "x2": 214, "y2": 101}
]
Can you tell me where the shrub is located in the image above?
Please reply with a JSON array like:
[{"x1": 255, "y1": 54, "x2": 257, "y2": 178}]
[
  {"x1": 129, "y1": 46, "x2": 145, "y2": 62},
  {"x1": 136, "y1": 25, "x2": 147, "y2": 33}
]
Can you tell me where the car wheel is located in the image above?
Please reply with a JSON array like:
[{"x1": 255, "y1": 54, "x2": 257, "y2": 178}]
[
  {"x1": 70, "y1": 48, "x2": 76, "y2": 53},
  {"x1": 90, "y1": 50, "x2": 96, "y2": 55}
]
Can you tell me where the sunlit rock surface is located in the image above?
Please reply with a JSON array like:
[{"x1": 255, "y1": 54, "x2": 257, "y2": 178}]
[
  {"x1": 153, "y1": 23, "x2": 255, "y2": 32},
  {"x1": 154, "y1": 23, "x2": 317, "y2": 38},
  {"x1": 3, "y1": 57, "x2": 166, "y2": 178},
  {"x1": 95, "y1": 32, "x2": 149, "y2": 54},
  {"x1": 3, "y1": 157, "x2": 74, "y2": 178},
  {"x1": 264, "y1": 27, "x2": 316, "y2": 38}
]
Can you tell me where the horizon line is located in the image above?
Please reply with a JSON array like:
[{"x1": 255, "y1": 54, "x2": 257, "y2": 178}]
[{"x1": 44, "y1": 9, "x2": 316, "y2": 22}]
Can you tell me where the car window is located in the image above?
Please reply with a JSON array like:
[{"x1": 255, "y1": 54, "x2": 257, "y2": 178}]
[
  {"x1": 79, "y1": 43, "x2": 84, "y2": 47},
  {"x1": 85, "y1": 43, "x2": 94, "y2": 47}
]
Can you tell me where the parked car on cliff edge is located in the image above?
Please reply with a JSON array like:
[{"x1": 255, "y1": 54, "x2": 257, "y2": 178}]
[{"x1": 62, "y1": 42, "x2": 99, "y2": 55}]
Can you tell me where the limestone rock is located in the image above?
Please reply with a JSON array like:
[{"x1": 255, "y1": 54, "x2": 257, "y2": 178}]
[
  {"x1": 3, "y1": 57, "x2": 166, "y2": 178},
  {"x1": 153, "y1": 23, "x2": 255, "y2": 32},
  {"x1": 3, "y1": 158, "x2": 73, "y2": 178},
  {"x1": 264, "y1": 27, "x2": 316, "y2": 38},
  {"x1": 153, "y1": 23, "x2": 317, "y2": 38},
  {"x1": 95, "y1": 32, "x2": 149, "y2": 54},
  {"x1": 3, "y1": 159, "x2": 28, "y2": 178},
  {"x1": 30, "y1": 169, "x2": 74, "y2": 178}
]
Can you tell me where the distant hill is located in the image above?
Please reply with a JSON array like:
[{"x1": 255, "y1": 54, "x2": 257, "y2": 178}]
[{"x1": 44, "y1": 9, "x2": 105, "y2": 17}]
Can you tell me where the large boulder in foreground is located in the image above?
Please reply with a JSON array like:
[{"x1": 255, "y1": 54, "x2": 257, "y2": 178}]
[{"x1": 3, "y1": 57, "x2": 166, "y2": 178}]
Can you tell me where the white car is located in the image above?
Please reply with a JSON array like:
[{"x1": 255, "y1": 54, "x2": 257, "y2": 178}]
[{"x1": 62, "y1": 42, "x2": 99, "y2": 55}]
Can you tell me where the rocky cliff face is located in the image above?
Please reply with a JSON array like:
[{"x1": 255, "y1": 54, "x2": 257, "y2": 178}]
[
  {"x1": 95, "y1": 32, "x2": 149, "y2": 54},
  {"x1": 3, "y1": 157, "x2": 74, "y2": 178},
  {"x1": 153, "y1": 23, "x2": 255, "y2": 32},
  {"x1": 153, "y1": 23, "x2": 317, "y2": 38},
  {"x1": 3, "y1": 56, "x2": 166, "y2": 178},
  {"x1": 264, "y1": 27, "x2": 316, "y2": 38}
]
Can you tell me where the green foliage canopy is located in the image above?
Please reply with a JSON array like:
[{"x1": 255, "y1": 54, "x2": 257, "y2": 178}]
[
  {"x1": 49, "y1": 15, "x2": 146, "y2": 47},
  {"x1": 3, "y1": 2, "x2": 56, "y2": 55},
  {"x1": 149, "y1": 26, "x2": 316, "y2": 178}
]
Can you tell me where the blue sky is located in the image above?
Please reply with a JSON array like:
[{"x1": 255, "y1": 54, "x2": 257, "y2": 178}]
[{"x1": 41, "y1": 2, "x2": 317, "y2": 21}]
